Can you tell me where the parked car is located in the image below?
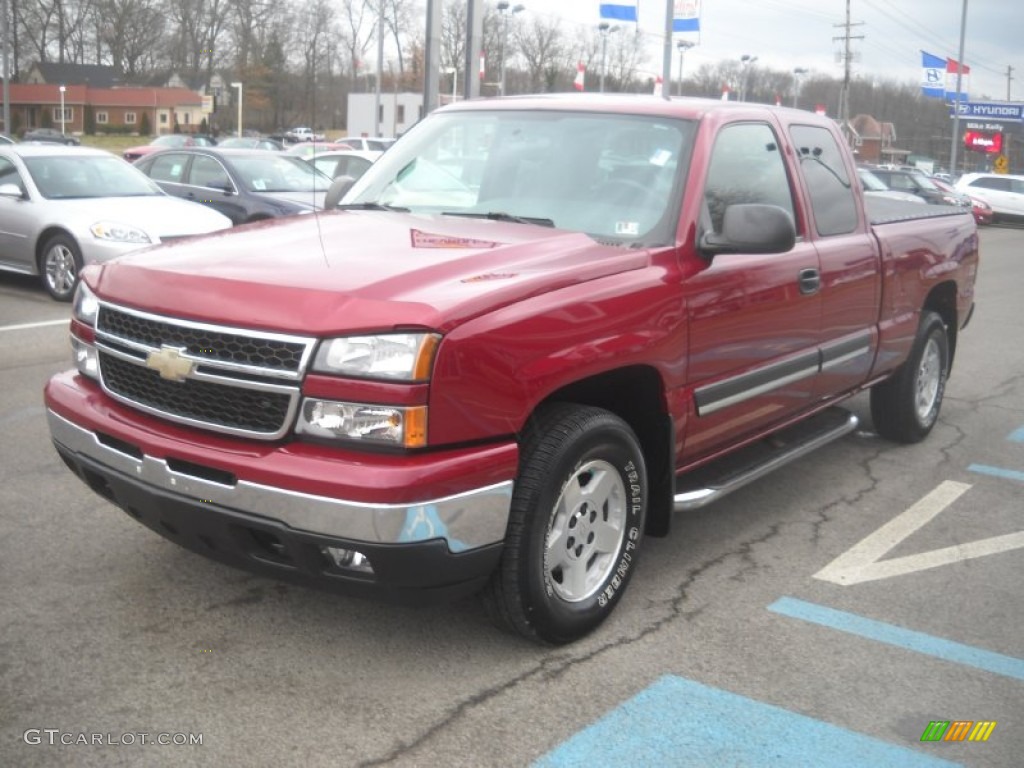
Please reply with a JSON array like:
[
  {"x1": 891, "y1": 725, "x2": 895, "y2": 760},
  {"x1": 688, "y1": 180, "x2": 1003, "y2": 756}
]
[
  {"x1": 341, "y1": 136, "x2": 396, "y2": 153},
  {"x1": 305, "y1": 149, "x2": 380, "y2": 181},
  {"x1": 123, "y1": 134, "x2": 217, "y2": 162},
  {"x1": 857, "y1": 167, "x2": 925, "y2": 204},
  {"x1": 46, "y1": 96, "x2": 978, "y2": 644},
  {"x1": 0, "y1": 145, "x2": 231, "y2": 300},
  {"x1": 867, "y1": 167, "x2": 963, "y2": 206},
  {"x1": 954, "y1": 173, "x2": 1024, "y2": 223},
  {"x1": 21, "y1": 127, "x2": 80, "y2": 146},
  {"x1": 285, "y1": 126, "x2": 325, "y2": 142},
  {"x1": 217, "y1": 136, "x2": 284, "y2": 151},
  {"x1": 133, "y1": 147, "x2": 332, "y2": 224}
]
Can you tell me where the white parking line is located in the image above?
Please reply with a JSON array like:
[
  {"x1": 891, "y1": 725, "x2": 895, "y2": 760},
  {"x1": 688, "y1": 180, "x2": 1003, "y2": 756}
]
[{"x1": 0, "y1": 318, "x2": 69, "y2": 333}]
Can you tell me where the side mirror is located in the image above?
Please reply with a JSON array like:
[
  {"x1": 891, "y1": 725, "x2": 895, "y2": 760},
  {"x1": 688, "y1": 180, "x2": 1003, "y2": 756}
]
[
  {"x1": 0, "y1": 182, "x2": 24, "y2": 199},
  {"x1": 324, "y1": 175, "x2": 356, "y2": 209},
  {"x1": 700, "y1": 203, "x2": 796, "y2": 256}
]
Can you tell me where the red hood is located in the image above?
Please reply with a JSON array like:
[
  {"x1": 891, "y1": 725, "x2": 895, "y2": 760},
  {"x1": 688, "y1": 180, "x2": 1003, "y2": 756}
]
[{"x1": 90, "y1": 211, "x2": 648, "y2": 334}]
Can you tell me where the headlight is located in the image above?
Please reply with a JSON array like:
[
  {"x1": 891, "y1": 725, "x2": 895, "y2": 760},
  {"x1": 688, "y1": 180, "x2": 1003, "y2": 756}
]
[
  {"x1": 313, "y1": 333, "x2": 440, "y2": 381},
  {"x1": 72, "y1": 282, "x2": 99, "y2": 326},
  {"x1": 296, "y1": 399, "x2": 427, "y2": 448},
  {"x1": 89, "y1": 221, "x2": 152, "y2": 244}
]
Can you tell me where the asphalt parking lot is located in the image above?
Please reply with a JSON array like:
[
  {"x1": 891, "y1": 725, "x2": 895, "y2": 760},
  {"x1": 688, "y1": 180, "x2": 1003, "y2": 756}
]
[{"x1": 1, "y1": 226, "x2": 1021, "y2": 767}]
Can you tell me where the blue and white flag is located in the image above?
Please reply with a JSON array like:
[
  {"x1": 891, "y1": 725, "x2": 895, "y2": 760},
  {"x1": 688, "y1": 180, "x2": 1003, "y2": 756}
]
[
  {"x1": 600, "y1": 2, "x2": 638, "y2": 22},
  {"x1": 673, "y1": 0, "x2": 701, "y2": 33},
  {"x1": 921, "y1": 51, "x2": 945, "y2": 99}
]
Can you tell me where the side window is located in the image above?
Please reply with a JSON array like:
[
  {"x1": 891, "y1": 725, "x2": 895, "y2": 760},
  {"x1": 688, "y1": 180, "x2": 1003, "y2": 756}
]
[
  {"x1": 148, "y1": 154, "x2": 187, "y2": 183},
  {"x1": 789, "y1": 124, "x2": 858, "y2": 236},
  {"x1": 971, "y1": 177, "x2": 1009, "y2": 192},
  {"x1": 188, "y1": 156, "x2": 231, "y2": 190},
  {"x1": 704, "y1": 123, "x2": 795, "y2": 234}
]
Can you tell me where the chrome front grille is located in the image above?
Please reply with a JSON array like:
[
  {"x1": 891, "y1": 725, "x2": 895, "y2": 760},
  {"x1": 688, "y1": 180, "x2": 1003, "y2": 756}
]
[{"x1": 94, "y1": 304, "x2": 315, "y2": 439}]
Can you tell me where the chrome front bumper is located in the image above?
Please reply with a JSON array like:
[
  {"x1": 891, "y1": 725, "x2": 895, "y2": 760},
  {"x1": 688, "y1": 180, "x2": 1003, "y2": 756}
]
[{"x1": 47, "y1": 409, "x2": 513, "y2": 553}]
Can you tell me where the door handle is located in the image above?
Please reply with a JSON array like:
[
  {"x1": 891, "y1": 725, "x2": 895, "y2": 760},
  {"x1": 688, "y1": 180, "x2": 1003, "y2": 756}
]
[{"x1": 798, "y1": 268, "x2": 820, "y2": 295}]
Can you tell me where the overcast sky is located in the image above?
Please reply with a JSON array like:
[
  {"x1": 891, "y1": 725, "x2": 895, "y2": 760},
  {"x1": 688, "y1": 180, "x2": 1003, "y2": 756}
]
[{"x1": 523, "y1": 0, "x2": 1018, "y2": 100}]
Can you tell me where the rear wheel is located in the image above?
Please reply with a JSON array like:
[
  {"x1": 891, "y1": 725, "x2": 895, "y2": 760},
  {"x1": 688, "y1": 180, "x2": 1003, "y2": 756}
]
[
  {"x1": 40, "y1": 233, "x2": 82, "y2": 302},
  {"x1": 870, "y1": 311, "x2": 949, "y2": 443},
  {"x1": 483, "y1": 404, "x2": 647, "y2": 645}
]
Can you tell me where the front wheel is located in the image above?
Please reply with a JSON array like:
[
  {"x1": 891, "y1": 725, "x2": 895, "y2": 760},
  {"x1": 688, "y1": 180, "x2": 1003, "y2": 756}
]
[
  {"x1": 482, "y1": 404, "x2": 647, "y2": 645},
  {"x1": 870, "y1": 310, "x2": 949, "y2": 443},
  {"x1": 40, "y1": 233, "x2": 82, "y2": 302}
]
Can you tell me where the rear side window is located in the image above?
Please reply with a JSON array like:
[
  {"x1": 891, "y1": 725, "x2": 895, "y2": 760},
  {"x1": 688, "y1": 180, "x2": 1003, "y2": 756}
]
[
  {"x1": 148, "y1": 153, "x2": 186, "y2": 183},
  {"x1": 789, "y1": 125, "x2": 858, "y2": 236},
  {"x1": 703, "y1": 122, "x2": 795, "y2": 235}
]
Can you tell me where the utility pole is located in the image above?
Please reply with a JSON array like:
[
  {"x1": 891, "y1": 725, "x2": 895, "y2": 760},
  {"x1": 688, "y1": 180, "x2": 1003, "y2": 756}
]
[
  {"x1": 948, "y1": 0, "x2": 968, "y2": 178},
  {"x1": 832, "y1": 0, "x2": 863, "y2": 142},
  {"x1": 1007, "y1": 65, "x2": 1015, "y2": 101}
]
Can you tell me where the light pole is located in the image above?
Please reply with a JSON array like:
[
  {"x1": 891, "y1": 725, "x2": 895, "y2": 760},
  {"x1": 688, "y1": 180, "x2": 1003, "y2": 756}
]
[
  {"x1": 739, "y1": 54, "x2": 758, "y2": 102},
  {"x1": 599, "y1": 22, "x2": 619, "y2": 93},
  {"x1": 792, "y1": 68, "x2": 808, "y2": 108},
  {"x1": 59, "y1": 85, "x2": 66, "y2": 135},
  {"x1": 497, "y1": 2, "x2": 525, "y2": 97},
  {"x1": 231, "y1": 81, "x2": 242, "y2": 137},
  {"x1": 443, "y1": 68, "x2": 457, "y2": 103},
  {"x1": 676, "y1": 41, "x2": 694, "y2": 97}
]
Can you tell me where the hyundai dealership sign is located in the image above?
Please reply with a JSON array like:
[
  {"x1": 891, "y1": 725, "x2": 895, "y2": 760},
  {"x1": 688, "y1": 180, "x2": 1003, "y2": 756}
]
[{"x1": 949, "y1": 101, "x2": 1023, "y2": 121}]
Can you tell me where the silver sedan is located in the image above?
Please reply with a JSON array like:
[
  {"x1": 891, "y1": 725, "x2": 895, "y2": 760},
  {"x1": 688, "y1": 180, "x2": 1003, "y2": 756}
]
[{"x1": 0, "y1": 145, "x2": 232, "y2": 300}]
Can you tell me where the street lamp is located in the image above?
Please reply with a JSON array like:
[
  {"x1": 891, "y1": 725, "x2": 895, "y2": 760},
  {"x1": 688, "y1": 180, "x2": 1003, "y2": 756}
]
[
  {"x1": 599, "y1": 22, "x2": 620, "y2": 93},
  {"x1": 59, "y1": 85, "x2": 66, "y2": 135},
  {"x1": 792, "y1": 67, "x2": 808, "y2": 109},
  {"x1": 231, "y1": 81, "x2": 243, "y2": 138},
  {"x1": 675, "y1": 41, "x2": 695, "y2": 97},
  {"x1": 739, "y1": 54, "x2": 758, "y2": 102},
  {"x1": 497, "y1": 2, "x2": 525, "y2": 97}
]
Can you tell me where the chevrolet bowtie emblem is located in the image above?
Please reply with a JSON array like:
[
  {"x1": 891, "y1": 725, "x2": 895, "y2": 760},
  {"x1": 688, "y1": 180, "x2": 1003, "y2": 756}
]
[{"x1": 146, "y1": 347, "x2": 196, "y2": 382}]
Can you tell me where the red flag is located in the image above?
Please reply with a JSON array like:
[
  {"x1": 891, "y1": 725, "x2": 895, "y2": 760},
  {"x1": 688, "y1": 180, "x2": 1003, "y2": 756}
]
[
  {"x1": 574, "y1": 62, "x2": 585, "y2": 91},
  {"x1": 721, "y1": 84, "x2": 730, "y2": 101},
  {"x1": 653, "y1": 75, "x2": 663, "y2": 97}
]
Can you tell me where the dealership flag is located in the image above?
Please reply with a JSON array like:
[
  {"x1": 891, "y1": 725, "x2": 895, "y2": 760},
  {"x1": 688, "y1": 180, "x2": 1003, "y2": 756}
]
[
  {"x1": 921, "y1": 51, "x2": 945, "y2": 99},
  {"x1": 574, "y1": 61, "x2": 586, "y2": 91},
  {"x1": 945, "y1": 58, "x2": 970, "y2": 102},
  {"x1": 600, "y1": 2, "x2": 638, "y2": 22},
  {"x1": 653, "y1": 75, "x2": 664, "y2": 97},
  {"x1": 673, "y1": 0, "x2": 701, "y2": 32}
]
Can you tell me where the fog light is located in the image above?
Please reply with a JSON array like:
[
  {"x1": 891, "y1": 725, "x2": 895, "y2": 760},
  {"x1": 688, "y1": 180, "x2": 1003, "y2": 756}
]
[
  {"x1": 321, "y1": 546, "x2": 374, "y2": 575},
  {"x1": 71, "y1": 336, "x2": 100, "y2": 379}
]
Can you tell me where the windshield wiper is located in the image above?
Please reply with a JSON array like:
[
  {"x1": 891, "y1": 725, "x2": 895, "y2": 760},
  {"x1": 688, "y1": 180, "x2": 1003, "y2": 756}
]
[
  {"x1": 336, "y1": 202, "x2": 410, "y2": 212},
  {"x1": 442, "y1": 211, "x2": 555, "y2": 227}
]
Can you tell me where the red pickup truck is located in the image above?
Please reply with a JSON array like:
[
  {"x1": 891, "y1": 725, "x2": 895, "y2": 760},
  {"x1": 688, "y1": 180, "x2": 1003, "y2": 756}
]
[{"x1": 45, "y1": 96, "x2": 978, "y2": 645}]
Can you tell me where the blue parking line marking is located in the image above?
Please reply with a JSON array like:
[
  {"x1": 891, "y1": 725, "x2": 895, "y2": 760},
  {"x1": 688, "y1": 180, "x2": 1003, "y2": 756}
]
[
  {"x1": 1008, "y1": 426, "x2": 1024, "y2": 443},
  {"x1": 967, "y1": 463, "x2": 1024, "y2": 483},
  {"x1": 533, "y1": 675, "x2": 960, "y2": 768},
  {"x1": 769, "y1": 597, "x2": 1024, "y2": 682}
]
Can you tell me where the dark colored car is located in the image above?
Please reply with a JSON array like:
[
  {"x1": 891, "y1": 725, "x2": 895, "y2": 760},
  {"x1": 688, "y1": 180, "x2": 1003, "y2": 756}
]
[
  {"x1": 21, "y1": 127, "x2": 80, "y2": 146},
  {"x1": 868, "y1": 167, "x2": 965, "y2": 207},
  {"x1": 133, "y1": 147, "x2": 331, "y2": 224}
]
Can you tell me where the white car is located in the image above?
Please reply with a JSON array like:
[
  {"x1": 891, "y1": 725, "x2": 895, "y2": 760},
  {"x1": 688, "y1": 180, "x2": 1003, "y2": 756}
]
[
  {"x1": 342, "y1": 136, "x2": 396, "y2": 153},
  {"x1": 954, "y1": 173, "x2": 1024, "y2": 223},
  {"x1": 0, "y1": 145, "x2": 232, "y2": 300},
  {"x1": 286, "y1": 126, "x2": 325, "y2": 143}
]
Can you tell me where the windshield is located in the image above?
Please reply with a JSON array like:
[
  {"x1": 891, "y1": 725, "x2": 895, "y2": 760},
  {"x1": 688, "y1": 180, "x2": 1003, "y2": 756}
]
[
  {"x1": 344, "y1": 109, "x2": 696, "y2": 245},
  {"x1": 24, "y1": 155, "x2": 163, "y2": 199},
  {"x1": 231, "y1": 155, "x2": 333, "y2": 193}
]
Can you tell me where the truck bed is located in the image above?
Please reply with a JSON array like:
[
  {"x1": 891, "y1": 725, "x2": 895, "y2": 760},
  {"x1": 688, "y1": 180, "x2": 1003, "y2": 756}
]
[{"x1": 865, "y1": 196, "x2": 971, "y2": 226}]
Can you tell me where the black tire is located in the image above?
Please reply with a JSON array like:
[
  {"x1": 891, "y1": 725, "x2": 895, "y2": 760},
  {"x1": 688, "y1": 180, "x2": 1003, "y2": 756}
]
[
  {"x1": 870, "y1": 310, "x2": 949, "y2": 443},
  {"x1": 482, "y1": 404, "x2": 647, "y2": 645},
  {"x1": 39, "y1": 233, "x2": 83, "y2": 302}
]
